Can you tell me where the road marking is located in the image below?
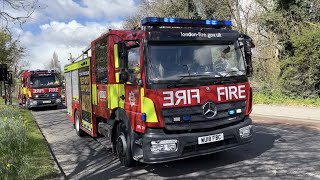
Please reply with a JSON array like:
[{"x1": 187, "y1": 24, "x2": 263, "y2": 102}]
[{"x1": 305, "y1": 172, "x2": 320, "y2": 179}]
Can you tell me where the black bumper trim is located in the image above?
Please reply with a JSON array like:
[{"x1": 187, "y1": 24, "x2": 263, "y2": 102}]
[
  {"x1": 27, "y1": 99, "x2": 62, "y2": 108},
  {"x1": 140, "y1": 116, "x2": 253, "y2": 164}
]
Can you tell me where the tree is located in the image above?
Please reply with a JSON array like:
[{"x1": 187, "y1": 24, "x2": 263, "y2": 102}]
[
  {"x1": 46, "y1": 52, "x2": 61, "y2": 72},
  {"x1": 0, "y1": 31, "x2": 24, "y2": 68},
  {"x1": 256, "y1": 0, "x2": 320, "y2": 55},
  {"x1": 123, "y1": 0, "x2": 235, "y2": 29},
  {"x1": 0, "y1": 0, "x2": 41, "y2": 30},
  {"x1": 0, "y1": 31, "x2": 24, "y2": 97},
  {"x1": 255, "y1": 0, "x2": 320, "y2": 96},
  {"x1": 280, "y1": 24, "x2": 320, "y2": 97}
]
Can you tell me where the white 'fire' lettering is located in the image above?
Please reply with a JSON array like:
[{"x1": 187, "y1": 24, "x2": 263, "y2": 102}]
[
  {"x1": 217, "y1": 85, "x2": 246, "y2": 101},
  {"x1": 163, "y1": 89, "x2": 200, "y2": 106}
]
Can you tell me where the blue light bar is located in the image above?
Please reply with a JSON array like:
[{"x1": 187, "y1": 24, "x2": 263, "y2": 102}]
[
  {"x1": 206, "y1": 20, "x2": 218, "y2": 25},
  {"x1": 182, "y1": 115, "x2": 191, "y2": 121},
  {"x1": 141, "y1": 113, "x2": 146, "y2": 121},
  {"x1": 29, "y1": 69, "x2": 56, "y2": 73},
  {"x1": 228, "y1": 109, "x2": 236, "y2": 115},
  {"x1": 150, "y1": 17, "x2": 158, "y2": 23},
  {"x1": 141, "y1": 17, "x2": 232, "y2": 28},
  {"x1": 164, "y1": 18, "x2": 176, "y2": 23},
  {"x1": 225, "y1": 20, "x2": 232, "y2": 26}
]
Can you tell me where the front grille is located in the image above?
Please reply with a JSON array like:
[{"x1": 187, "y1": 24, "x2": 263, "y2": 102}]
[
  {"x1": 33, "y1": 92, "x2": 58, "y2": 100},
  {"x1": 162, "y1": 100, "x2": 246, "y2": 132},
  {"x1": 163, "y1": 119, "x2": 244, "y2": 134}
]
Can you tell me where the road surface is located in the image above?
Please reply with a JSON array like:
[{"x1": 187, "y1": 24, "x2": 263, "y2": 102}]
[{"x1": 31, "y1": 107, "x2": 320, "y2": 180}]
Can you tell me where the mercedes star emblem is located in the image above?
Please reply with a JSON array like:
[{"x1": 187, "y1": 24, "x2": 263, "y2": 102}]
[{"x1": 202, "y1": 101, "x2": 217, "y2": 119}]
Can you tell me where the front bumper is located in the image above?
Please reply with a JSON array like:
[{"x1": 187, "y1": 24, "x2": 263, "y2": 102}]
[
  {"x1": 27, "y1": 98, "x2": 62, "y2": 108},
  {"x1": 140, "y1": 117, "x2": 253, "y2": 163}
]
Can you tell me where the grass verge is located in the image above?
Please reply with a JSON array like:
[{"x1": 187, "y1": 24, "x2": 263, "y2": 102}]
[
  {"x1": 253, "y1": 91, "x2": 320, "y2": 107},
  {"x1": 0, "y1": 103, "x2": 59, "y2": 179}
]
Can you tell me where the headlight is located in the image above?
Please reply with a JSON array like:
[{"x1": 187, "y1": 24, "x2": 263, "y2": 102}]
[
  {"x1": 31, "y1": 100, "x2": 37, "y2": 105},
  {"x1": 150, "y1": 139, "x2": 178, "y2": 153},
  {"x1": 35, "y1": 94, "x2": 39, "y2": 98},
  {"x1": 239, "y1": 125, "x2": 253, "y2": 138}
]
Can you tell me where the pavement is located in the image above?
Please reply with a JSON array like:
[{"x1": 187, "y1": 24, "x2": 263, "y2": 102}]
[{"x1": 251, "y1": 104, "x2": 320, "y2": 121}]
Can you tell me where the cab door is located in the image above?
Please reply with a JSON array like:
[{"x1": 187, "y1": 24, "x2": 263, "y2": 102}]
[
  {"x1": 92, "y1": 39, "x2": 110, "y2": 120},
  {"x1": 123, "y1": 44, "x2": 143, "y2": 131}
]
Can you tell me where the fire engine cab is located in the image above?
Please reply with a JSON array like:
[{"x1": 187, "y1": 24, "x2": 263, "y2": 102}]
[
  {"x1": 64, "y1": 17, "x2": 255, "y2": 166},
  {"x1": 17, "y1": 70, "x2": 62, "y2": 109}
]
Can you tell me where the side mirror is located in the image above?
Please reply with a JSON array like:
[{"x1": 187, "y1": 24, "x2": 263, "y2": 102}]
[
  {"x1": 239, "y1": 34, "x2": 255, "y2": 77},
  {"x1": 126, "y1": 40, "x2": 140, "y2": 49},
  {"x1": 119, "y1": 69, "x2": 129, "y2": 83}
]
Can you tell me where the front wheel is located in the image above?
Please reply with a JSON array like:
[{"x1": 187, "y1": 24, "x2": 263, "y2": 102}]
[
  {"x1": 74, "y1": 110, "x2": 85, "y2": 137},
  {"x1": 116, "y1": 122, "x2": 135, "y2": 167}
]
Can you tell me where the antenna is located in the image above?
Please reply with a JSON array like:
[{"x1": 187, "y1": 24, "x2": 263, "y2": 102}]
[{"x1": 68, "y1": 53, "x2": 73, "y2": 63}]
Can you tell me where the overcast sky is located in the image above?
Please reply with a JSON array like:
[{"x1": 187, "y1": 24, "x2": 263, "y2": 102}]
[{"x1": 11, "y1": 0, "x2": 139, "y2": 70}]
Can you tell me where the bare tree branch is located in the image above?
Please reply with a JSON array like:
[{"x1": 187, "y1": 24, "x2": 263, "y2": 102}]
[{"x1": 0, "y1": 0, "x2": 41, "y2": 30}]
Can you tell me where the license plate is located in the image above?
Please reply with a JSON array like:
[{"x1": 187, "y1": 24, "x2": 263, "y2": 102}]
[
  {"x1": 43, "y1": 100, "x2": 51, "y2": 104},
  {"x1": 198, "y1": 133, "x2": 224, "y2": 145}
]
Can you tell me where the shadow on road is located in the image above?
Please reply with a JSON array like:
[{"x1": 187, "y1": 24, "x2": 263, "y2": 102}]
[
  {"x1": 80, "y1": 130, "x2": 279, "y2": 179},
  {"x1": 32, "y1": 109, "x2": 320, "y2": 179}
]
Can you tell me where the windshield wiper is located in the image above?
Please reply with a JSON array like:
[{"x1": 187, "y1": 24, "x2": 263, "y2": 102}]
[
  {"x1": 162, "y1": 74, "x2": 210, "y2": 88},
  {"x1": 222, "y1": 70, "x2": 246, "y2": 77},
  {"x1": 177, "y1": 74, "x2": 211, "y2": 78},
  {"x1": 177, "y1": 74, "x2": 212, "y2": 81}
]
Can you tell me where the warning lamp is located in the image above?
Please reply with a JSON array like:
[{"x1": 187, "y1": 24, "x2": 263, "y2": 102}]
[
  {"x1": 141, "y1": 17, "x2": 232, "y2": 28},
  {"x1": 141, "y1": 113, "x2": 146, "y2": 121}
]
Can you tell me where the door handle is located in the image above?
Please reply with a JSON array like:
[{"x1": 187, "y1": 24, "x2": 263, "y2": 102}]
[{"x1": 120, "y1": 95, "x2": 125, "y2": 100}]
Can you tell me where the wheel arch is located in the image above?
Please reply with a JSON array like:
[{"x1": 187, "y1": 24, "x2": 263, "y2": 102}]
[
  {"x1": 111, "y1": 108, "x2": 140, "y2": 153},
  {"x1": 73, "y1": 108, "x2": 79, "y2": 125}
]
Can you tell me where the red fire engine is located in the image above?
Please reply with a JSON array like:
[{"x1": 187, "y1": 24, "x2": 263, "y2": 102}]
[
  {"x1": 17, "y1": 70, "x2": 63, "y2": 109},
  {"x1": 64, "y1": 17, "x2": 255, "y2": 166}
]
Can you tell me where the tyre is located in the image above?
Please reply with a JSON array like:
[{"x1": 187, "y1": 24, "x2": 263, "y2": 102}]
[
  {"x1": 115, "y1": 122, "x2": 135, "y2": 167},
  {"x1": 74, "y1": 110, "x2": 85, "y2": 137}
]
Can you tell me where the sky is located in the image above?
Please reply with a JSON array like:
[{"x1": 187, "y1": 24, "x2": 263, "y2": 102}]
[
  {"x1": 10, "y1": 0, "x2": 140, "y2": 70},
  {"x1": 8, "y1": 0, "x2": 254, "y2": 70}
]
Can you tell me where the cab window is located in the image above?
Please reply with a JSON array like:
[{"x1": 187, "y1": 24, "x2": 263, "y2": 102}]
[
  {"x1": 127, "y1": 47, "x2": 140, "y2": 84},
  {"x1": 96, "y1": 41, "x2": 108, "y2": 84}
]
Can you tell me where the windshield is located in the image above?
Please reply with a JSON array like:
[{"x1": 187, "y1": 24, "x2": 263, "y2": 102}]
[
  {"x1": 147, "y1": 42, "x2": 246, "y2": 82},
  {"x1": 30, "y1": 74, "x2": 60, "y2": 88}
]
